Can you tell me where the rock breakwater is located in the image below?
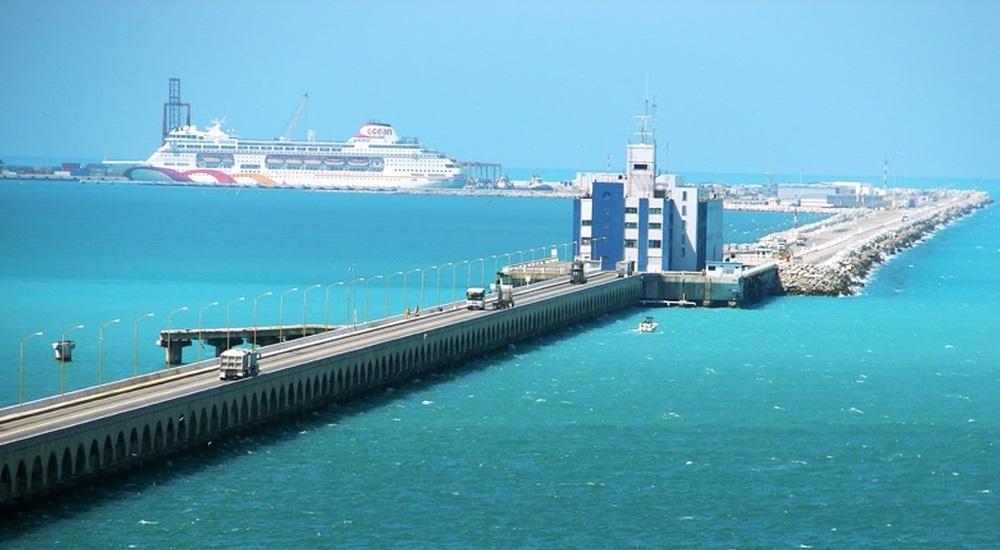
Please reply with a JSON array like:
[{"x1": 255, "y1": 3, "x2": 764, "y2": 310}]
[{"x1": 778, "y1": 192, "x2": 992, "y2": 296}]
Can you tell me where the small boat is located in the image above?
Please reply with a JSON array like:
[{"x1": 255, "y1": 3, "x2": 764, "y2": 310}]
[{"x1": 637, "y1": 316, "x2": 658, "y2": 333}]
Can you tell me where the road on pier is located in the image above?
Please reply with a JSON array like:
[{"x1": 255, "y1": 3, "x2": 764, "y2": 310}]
[{"x1": 0, "y1": 272, "x2": 619, "y2": 447}]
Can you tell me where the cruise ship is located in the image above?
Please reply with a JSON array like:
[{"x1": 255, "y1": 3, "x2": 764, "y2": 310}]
[{"x1": 124, "y1": 121, "x2": 465, "y2": 189}]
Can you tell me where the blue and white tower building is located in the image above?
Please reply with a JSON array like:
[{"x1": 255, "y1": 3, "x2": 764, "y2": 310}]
[{"x1": 572, "y1": 99, "x2": 723, "y2": 273}]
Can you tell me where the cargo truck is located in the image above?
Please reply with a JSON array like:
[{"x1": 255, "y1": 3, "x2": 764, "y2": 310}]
[{"x1": 219, "y1": 348, "x2": 260, "y2": 381}]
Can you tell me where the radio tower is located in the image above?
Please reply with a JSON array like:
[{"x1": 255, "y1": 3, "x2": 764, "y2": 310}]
[{"x1": 162, "y1": 77, "x2": 192, "y2": 139}]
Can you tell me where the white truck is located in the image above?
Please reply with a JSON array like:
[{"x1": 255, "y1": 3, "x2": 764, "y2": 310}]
[
  {"x1": 466, "y1": 287, "x2": 487, "y2": 310},
  {"x1": 219, "y1": 348, "x2": 260, "y2": 381}
]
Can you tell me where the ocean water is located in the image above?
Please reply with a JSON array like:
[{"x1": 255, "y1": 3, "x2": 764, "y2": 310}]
[{"x1": 1, "y1": 180, "x2": 997, "y2": 546}]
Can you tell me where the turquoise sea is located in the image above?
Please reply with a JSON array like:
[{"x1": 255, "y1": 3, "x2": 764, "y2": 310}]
[{"x1": 0, "y1": 180, "x2": 997, "y2": 546}]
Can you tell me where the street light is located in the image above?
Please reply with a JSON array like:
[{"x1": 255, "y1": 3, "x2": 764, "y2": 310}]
[
  {"x1": 18, "y1": 331, "x2": 43, "y2": 404},
  {"x1": 402, "y1": 268, "x2": 421, "y2": 314},
  {"x1": 363, "y1": 275, "x2": 383, "y2": 322},
  {"x1": 196, "y1": 301, "x2": 219, "y2": 362},
  {"x1": 278, "y1": 287, "x2": 298, "y2": 340},
  {"x1": 385, "y1": 271, "x2": 403, "y2": 318},
  {"x1": 489, "y1": 255, "x2": 499, "y2": 283},
  {"x1": 323, "y1": 282, "x2": 344, "y2": 329},
  {"x1": 166, "y1": 306, "x2": 189, "y2": 367},
  {"x1": 98, "y1": 318, "x2": 120, "y2": 385},
  {"x1": 253, "y1": 291, "x2": 272, "y2": 349},
  {"x1": 59, "y1": 324, "x2": 85, "y2": 394},
  {"x1": 418, "y1": 270, "x2": 426, "y2": 309},
  {"x1": 224, "y1": 298, "x2": 243, "y2": 350},
  {"x1": 438, "y1": 262, "x2": 455, "y2": 302},
  {"x1": 133, "y1": 312, "x2": 154, "y2": 376},
  {"x1": 302, "y1": 283, "x2": 321, "y2": 336},
  {"x1": 426, "y1": 265, "x2": 442, "y2": 306},
  {"x1": 472, "y1": 257, "x2": 485, "y2": 289},
  {"x1": 515, "y1": 250, "x2": 524, "y2": 264},
  {"x1": 452, "y1": 260, "x2": 468, "y2": 304}
]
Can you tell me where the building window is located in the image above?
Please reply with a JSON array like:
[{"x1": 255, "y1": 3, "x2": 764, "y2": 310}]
[
  {"x1": 633, "y1": 163, "x2": 649, "y2": 170},
  {"x1": 682, "y1": 191, "x2": 688, "y2": 201},
  {"x1": 682, "y1": 205, "x2": 687, "y2": 216},
  {"x1": 648, "y1": 240, "x2": 662, "y2": 249},
  {"x1": 624, "y1": 239, "x2": 638, "y2": 248},
  {"x1": 649, "y1": 207, "x2": 662, "y2": 215},
  {"x1": 625, "y1": 207, "x2": 638, "y2": 214},
  {"x1": 581, "y1": 219, "x2": 592, "y2": 226},
  {"x1": 624, "y1": 222, "x2": 638, "y2": 229},
  {"x1": 649, "y1": 222, "x2": 662, "y2": 229},
  {"x1": 581, "y1": 237, "x2": 591, "y2": 246}
]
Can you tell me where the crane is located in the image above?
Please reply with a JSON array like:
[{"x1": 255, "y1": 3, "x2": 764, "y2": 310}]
[{"x1": 280, "y1": 93, "x2": 309, "y2": 141}]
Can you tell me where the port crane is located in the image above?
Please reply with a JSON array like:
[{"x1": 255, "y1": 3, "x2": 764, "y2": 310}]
[{"x1": 280, "y1": 93, "x2": 309, "y2": 141}]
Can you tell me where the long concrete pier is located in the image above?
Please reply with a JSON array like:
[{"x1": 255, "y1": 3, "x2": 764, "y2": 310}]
[{"x1": 0, "y1": 271, "x2": 641, "y2": 506}]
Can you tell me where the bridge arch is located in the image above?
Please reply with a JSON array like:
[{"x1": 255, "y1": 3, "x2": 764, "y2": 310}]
[
  {"x1": 89, "y1": 439, "x2": 100, "y2": 474},
  {"x1": 0, "y1": 465, "x2": 11, "y2": 501},
  {"x1": 17, "y1": 460, "x2": 29, "y2": 497},
  {"x1": 241, "y1": 396, "x2": 249, "y2": 422},
  {"x1": 75, "y1": 443, "x2": 87, "y2": 477},
  {"x1": 129, "y1": 428, "x2": 140, "y2": 459},
  {"x1": 103, "y1": 436, "x2": 114, "y2": 470},
  {"x1": 116, "y1": 431, "x2": 127, "y2": 464},
  {"x1": 154, "y1": 421, "x2": 164, "y2": 452},
  {"x1": 141, "y1": 425, "x2": 152, "y2": 455},
  {"x1": 46, "y1": 452, "x2": 58, "y2": 486},
  {"x1": 210, "y1": 405, "x2": 219, "y2": 433}
]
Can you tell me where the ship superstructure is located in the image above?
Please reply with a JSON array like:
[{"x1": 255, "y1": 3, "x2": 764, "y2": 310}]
[{"x1": 132, "y1": 120, "x2": 464, "y2": 189}]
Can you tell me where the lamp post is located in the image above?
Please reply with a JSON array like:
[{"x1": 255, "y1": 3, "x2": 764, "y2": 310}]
[
  {"x1": 278, "y1": 287, "x2": 298, "y2": 340},
  {"x1": 98, "y1": 318, "x2": 120, "y2": 385},
  {"x1": 472, "y1": 257, "x2": 485, "y2": 289},
  {"x1": 132, "y1": 312, "x2": 154, "y2": 376},
  {"x1": 426, "y1": 265, "x2": 442, "y2": 306},
  {"x1": 166, "y1": 306, "x2": 189, "y2": 367},
  {"x1": 418, "y1": 270, "x2": 426, "y2": 309},
  {"x1": 253, "y1": 291, "x2": 272, "y2": 349},
  {"x1": 323, "y1": 282, "x2": 344, "y2": 329},
  {"x1": 302, "y1": 283, "x2": 321, "y2": 336},
  {"x1": 18, "y1": 331, "x2": 43, "y2": 404},
  {"x1": 196, "y1": 301, "x2": 219, "y2": 362},
  {"x1": 363, "y1": 275, "x2": 383, "y2": 322},
  {"x1": 385, "y1": 271, "x2": 402, "y2": 318},
  {"x1": 489, "y1": 255, "x2": 499, "y2": 283},
  {"x1": 452, "y1": 260, "x2": 468, "y2": 304},
  {"x1": 402, "y1": 268, "x2": 420, "y2": 314},
  {"x1": 515, "y1": 250, "x2": 524, "y2": 264},
  {"x1": 222, "y1": 296, "x2": 244, "y2": 351},
  {"x1": 59, "y1": 324, "x2": 85, "y2": 394}
]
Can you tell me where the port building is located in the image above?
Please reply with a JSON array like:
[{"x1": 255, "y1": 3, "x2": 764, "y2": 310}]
[{"x1": 572, "y1": 104, "x2": 723, "y2": 273}]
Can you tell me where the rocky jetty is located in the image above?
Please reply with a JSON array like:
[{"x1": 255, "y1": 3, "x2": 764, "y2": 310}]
[{"x1": 778, "y1": 192, "x2": 992, "y2": 296}]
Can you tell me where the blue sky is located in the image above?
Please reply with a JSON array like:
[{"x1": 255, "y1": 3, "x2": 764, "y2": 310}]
[{"x1": 1, "y1": 0, "x2": 997, "y2": 179}]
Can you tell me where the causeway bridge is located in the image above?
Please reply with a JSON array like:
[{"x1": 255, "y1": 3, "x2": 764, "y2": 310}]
[{"x1": 0, "y1": 271, "x2": 647, "y2": 506}]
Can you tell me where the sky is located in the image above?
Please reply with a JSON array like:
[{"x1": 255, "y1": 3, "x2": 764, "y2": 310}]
[{"x1": 1, "y1": 0, "x2": 998, "y2": 180}]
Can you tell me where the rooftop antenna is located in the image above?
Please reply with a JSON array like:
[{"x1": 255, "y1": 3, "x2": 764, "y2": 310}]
[{"x1": 634, "y1": 77, "x2": 654, "y2": 145}]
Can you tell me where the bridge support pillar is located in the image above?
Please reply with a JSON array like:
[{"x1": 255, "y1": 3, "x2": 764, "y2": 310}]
[
  {"x1": 205, "y1": 337, "x2": 244, "y2": 357},
  {"x1": 159, "y1": 339, "x2": 191, "y2": 366}
]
